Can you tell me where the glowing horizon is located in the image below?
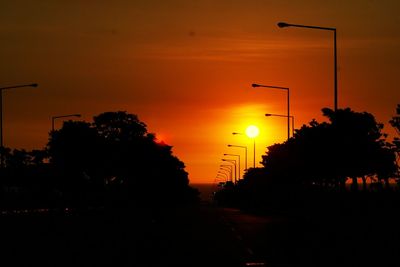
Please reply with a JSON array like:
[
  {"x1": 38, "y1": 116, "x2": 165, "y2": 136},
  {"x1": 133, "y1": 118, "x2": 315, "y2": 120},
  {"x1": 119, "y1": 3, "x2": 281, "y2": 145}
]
[{"x1": 1, "y1": 1, "x2": 399, "y2": 184}]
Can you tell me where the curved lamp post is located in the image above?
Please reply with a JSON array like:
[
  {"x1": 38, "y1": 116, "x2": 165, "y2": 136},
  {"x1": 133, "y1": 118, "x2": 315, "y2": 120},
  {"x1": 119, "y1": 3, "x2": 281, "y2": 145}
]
[
  {"x1": 224, "y1": 153, "x2": 241, "y2": 180},
  {"x1": 252, "y1": 83, "x2": 290, "y2": 141},
  {"x1": 278, "y1": 21, "x2": 337, "y2": 111},
  {"x1": 222, "y1": 159, "x2": 237, "y2": 184},
  {"x1": 233, "y1": 127, "x2": 259, "y2": 169},
  {"x1": 51, "y1": 114, "x2": 82, "y2": 132},
  {"x1": 0, "y1": 83, "x2": 38, "y2": 167},
  {"x1": 219, "y1": 170, "x2": 231, "y2": 183},
  {"x1": 265, "y1": 113, "x2": 295, "y2": 137},
  {"x1": 217, "y1": 172, "x2": 228, "y2": 179},
  {"x1": 220, "y1": 165, "x2": 233, "y2": 182},
  {"x1": 228, "y1": 144, "x2": 247, "y2": 172},
  {"x1": 217, "y1": 172, "x2": 228, "y2": 182}
]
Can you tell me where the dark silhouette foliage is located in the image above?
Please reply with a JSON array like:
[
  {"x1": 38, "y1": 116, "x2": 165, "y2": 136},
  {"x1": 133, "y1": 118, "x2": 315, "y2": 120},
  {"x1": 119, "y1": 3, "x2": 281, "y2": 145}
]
[
  {"x1": 389, "y1": 104, "x2": 400, "y2": 135},
  {"x1": 0, "y1": 111, "x2": 198, "y2": 211},
  {"x1": 215, "y1": 108, "x2": 398, "y2": 214},
  {"x1": 389, "y1": 104, "x2": 400, "y2": 182},
  {"x1": 260, "y1": 108, "x2": 396, "y2": 191},
  {"x1": 47, "y1": 111, "x2": 198, "y2": 208}
]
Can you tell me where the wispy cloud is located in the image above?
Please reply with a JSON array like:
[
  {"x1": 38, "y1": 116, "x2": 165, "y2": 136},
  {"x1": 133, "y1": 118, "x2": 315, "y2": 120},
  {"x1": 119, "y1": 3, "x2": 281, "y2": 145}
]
[{"x1": 129, "y1": 33, "x2": 333, "y2": 62}]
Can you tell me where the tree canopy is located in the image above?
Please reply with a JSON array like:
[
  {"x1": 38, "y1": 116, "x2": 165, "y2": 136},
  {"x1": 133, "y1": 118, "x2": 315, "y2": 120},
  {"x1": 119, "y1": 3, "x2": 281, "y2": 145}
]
[
  {"x1": 260, "y1": 108, "x2": 397, "y2": 190},
  {"x1": 46, "y1": 111, "x2": 197, "y2": 206}
]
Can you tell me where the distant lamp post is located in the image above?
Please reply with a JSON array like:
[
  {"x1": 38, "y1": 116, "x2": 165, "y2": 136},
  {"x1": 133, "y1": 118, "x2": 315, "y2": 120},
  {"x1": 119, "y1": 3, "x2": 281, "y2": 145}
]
[
  {"x1": 222, "y1": 159, "x2": 237, "y2": 184},
  {"x1": 51, "y1": 114, "x2": 82, "y2": 132},
  {"x1": 220, "y1": 165, "x2": 233, "y2": 182},
  {"x1": 217, "y1": 172, "x2": 228, "y2": 180},
  {"x1": 246, "y1": 126, "x2": 259, "y2": 168},
  {"x1": 228, "y1": 144, "x2": 247, "y2": 171},
  {"x1": 0, "y1": 83, "x2": 38, "y2": 168},
  {"x1": 252, "y1": 83, "x2": 290, "y2": 140},
  {"x1": 224, "y1": 153, "x2": 241, "y2": 180},
  {"x1": 265, "y1": 113, "x2": 295, "y2": 137},
  {"x1": 277, "y1": 21, "x2": 337, "y2": 111},
  {"x1": 233, "y1": 126, "x2": 259, "y2": 169}
]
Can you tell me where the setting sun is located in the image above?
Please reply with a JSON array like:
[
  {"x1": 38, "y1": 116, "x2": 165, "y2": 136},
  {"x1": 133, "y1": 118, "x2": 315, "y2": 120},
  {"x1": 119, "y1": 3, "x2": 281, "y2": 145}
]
[{"x1": 245, "y1": 125, "x2": 259, "y2": 138}]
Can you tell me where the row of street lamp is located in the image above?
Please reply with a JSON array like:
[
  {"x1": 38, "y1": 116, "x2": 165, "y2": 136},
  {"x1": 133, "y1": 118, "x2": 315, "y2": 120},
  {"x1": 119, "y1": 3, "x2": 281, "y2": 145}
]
[
  {"x1": 0, "y1": 83, "x2": 82, "y2": 167},
  {"x1": 216, "y1": 21, "x2": 339, "y2": 184},
  {"x1": 218, "y1": 112, "x2": 294, "y2": 184},
  {"x1": 217, "y1": 144, "x2": 248, "y2": 184},
  {"x1": 217, "y1": 127, "x2": 256, "y2": 184}
]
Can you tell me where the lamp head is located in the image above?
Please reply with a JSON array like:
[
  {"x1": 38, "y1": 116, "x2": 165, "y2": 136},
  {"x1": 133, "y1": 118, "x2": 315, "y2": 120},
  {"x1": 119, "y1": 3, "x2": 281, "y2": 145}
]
[
  {"x1": 265, "y1": 114, "x2": 272, "y2": 117},
  {"x1": 251, "y1": 83, "x2": 260, "y2": 88},
  {"x1": 30, "y1": 83, "x2": 38, "y2": 87},
  {"x1": 277, "y1": 22, "x2": 290, "y2": 28}
]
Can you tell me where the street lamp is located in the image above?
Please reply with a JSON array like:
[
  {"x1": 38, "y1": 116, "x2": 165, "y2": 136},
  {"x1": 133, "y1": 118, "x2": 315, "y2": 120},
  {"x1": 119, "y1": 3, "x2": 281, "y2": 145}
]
[
  {"x1": 227, "y1": 144, "x2": 247, "y2": 171},
  {"x1": 217, "y1": 172, "x2": 228, "y2": 178},
  {"x1": 217, "y1": 172, "x2": 228, "y2": 181},
  {"x1": 224, "y1": 153, "x2": 241, "y2": 180},
  {"x1": 222, "y1": 159, "x2": 237, "y2": 184},
  {"x1": 0, "y1": 83, "x2": 38, "y2": 168},
  {"x1": 252, "y1": 83, "x2": 290, "y2": 140},
  {"x1": 278, "y1": 21, "x2": 337, "y2": 111},
  {"x1": 265, "y1": 113, "x2": 295, "y2": 137},
  {"x1": 233, "y1": 127, "x2": 259, "y2": 169},
  {"x1": 220, "y1": 165, "x2": 233, "y2": 182},
  {"x1": 51, "y1": 114, "x2": 82, "y2": 132}
]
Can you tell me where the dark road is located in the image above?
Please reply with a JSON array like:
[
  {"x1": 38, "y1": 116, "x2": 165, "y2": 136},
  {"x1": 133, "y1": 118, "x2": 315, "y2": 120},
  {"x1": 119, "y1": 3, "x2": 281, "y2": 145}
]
[
  {"x1": 1, "y1": 205, "x2": 260, "y2": 267},
  {"x1": 1, "y1": 203, "x2": 399, "y2": 266}
]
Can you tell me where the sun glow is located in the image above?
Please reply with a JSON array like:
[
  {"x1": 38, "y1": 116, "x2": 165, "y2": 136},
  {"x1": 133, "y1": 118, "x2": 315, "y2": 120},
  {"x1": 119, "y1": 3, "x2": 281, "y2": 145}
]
[{"x1": 245, "y1": 125, "x2": 259, "y2": 138}]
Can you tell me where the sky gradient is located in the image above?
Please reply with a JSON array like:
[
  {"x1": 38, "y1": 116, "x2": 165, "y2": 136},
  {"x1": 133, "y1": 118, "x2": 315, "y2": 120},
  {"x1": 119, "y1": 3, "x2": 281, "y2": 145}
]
[{"x1": 1, "y1": 0, "x2": 399, "y2": 183}]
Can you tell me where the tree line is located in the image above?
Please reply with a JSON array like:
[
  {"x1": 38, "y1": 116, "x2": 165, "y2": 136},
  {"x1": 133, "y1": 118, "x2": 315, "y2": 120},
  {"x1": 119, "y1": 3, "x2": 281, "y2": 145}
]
[
  {"x1": 0, "y1": 111, "x2": 199, "y2": 210},
  {"x1": 214, "y1": 106, "x2": 400, "y2": 215}
]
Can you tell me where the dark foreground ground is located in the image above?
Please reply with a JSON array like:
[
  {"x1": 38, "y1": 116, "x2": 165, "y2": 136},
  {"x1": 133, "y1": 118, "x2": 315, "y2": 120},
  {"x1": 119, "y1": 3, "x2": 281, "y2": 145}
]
[{"x1": 0, "y1": 202, "x2": 399, "y2": 267}]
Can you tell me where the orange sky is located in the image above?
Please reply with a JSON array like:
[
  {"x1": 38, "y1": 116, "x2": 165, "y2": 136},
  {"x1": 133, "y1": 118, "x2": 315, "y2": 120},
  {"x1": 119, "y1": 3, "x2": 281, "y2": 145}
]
[{"x1": 1, "y1": 0, "x2": 399, "y2": 184}]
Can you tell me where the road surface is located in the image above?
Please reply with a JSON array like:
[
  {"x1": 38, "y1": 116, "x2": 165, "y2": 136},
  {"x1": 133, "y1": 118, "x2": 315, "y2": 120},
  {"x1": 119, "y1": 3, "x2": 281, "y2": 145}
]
[{"x1": 1, "y1": 203, "x2": 398, "y2": 266}]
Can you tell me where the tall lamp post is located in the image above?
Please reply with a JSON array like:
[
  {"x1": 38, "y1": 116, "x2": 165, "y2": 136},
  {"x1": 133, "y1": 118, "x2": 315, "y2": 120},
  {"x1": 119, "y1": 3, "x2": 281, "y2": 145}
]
[
  {"x1": 265, "y1": 113, "x2": 295, "y2": 137},
  {"x1": 51, "y1": 114, "x2": 82, "y2": 132},
  {"x1": 222, "y1": 159, "x2": 237, "y2": 184},
  {"x1": 224, "y1": 153, "x2": 241, "y2": 180},
  {"x1": 0, "y1": 83, "x2": 38, "y2": 168},
  {"x1": 277, "y1": 21, "x2": 337, "y2": 112},
  {"x1": 252, "y1": 83, "x2": 290, "y2": 141},
  {"x1": 228, "y1": 144, "x2": 247, "y2": 171}
]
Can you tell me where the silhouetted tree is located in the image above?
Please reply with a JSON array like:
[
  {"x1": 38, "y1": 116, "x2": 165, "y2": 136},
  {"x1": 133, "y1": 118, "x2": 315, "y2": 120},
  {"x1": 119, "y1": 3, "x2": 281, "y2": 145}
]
[
  {"x1": 389, "y1": 104, "x2": 400, "y2": 135},
  {"x1": 93, "y1": 111, "x2": 147, "y2": 141},
  {"x1": 29, "y1": 149, "x2": 48, "y2": 165},
  {"x1": 216, "y1": 108, "x2": 398, "y2": 215},
  {"x1": 389, "y1": 104, "x2": 400, "y2": 183},
  {"x1": 323, "y1": 108, "x2": 392, "y2": 190},
  {"x1": 261, "y1": 108, "x2": 396, "y2": 191},
  {"x1": 0, "y1": 147, "x2": 56, "y2": 209},
  {"x1": 47, "y1": 111, "x2": 198, "y2": 208},
  {"x1": 0, "y1": 147, "x2": 48, "y2": 169}
]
